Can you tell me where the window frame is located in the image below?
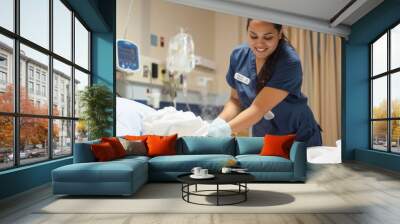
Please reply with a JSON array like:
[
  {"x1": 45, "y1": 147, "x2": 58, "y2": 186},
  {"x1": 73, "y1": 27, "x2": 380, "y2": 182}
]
[
  {"x1": 370, "y1": 20, "x2": 400, "y2": 154},
  {"x1": 0, "y1": 0, "x2": 92, "y2": 171}
]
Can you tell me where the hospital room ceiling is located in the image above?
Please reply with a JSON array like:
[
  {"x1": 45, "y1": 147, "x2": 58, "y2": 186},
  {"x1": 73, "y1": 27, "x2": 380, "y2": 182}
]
[{"x1": 165, "y1": 0, "x2": 384, "y2": 37}]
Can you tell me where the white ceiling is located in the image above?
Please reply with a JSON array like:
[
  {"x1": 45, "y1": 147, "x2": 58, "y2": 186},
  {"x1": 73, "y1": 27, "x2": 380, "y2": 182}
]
[
  {"x1": 226, "y1": 0, "x2": 352, "y2": 22},
  {"x1": 165, "y1": 0, "x2": 384, "y2": 37}
]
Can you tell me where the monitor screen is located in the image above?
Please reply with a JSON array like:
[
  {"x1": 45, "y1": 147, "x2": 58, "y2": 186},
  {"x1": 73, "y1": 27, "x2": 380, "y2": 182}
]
[{"x1": 117, "y1": 39, "x2": 140, "y2": 73}]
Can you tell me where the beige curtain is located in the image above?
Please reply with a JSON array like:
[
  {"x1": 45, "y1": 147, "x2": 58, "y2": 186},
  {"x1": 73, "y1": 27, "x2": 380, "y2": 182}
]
[{"x1": 285, "y1": 28, "x2": 342, "y2": 146}]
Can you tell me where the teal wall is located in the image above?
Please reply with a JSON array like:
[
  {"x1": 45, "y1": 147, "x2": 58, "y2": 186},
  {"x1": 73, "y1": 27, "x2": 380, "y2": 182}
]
[
  {"x1": 343, "y1": 0, "x2": 400, "y2": 171},
  {"x1": 91, "y1": 0, "x2": 116, "y2": 136},
  {"x1": 0, "y1": 0, "x2": 116, "y2": 200},
  {"x1": 92, "y1": 32, "x2": 115, "y2": 136},
  {"x1": 0, "y1": 158, "x2": 72, "y2": 199}
]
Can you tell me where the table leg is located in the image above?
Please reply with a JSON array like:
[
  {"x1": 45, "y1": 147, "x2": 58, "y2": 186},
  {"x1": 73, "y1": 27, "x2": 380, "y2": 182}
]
[
  {"x1": 195, "y1": 184, "x2": 197, "y2": 192},
  {"x1": 217, "y1": 184, "x2": 219, "y2": 206},
  {"x1": 187, "y1": 184, "x2": 190, "y2": 202},
  {"x1": 181, "y1": 184, "x2": 183, "y2": 199},
  {"x1": 245, "y1": 183, "x2": 247, "y2": 201}
]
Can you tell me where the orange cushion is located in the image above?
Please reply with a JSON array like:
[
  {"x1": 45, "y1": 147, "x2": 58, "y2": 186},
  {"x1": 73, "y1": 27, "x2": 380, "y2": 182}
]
[
  {"x1": 146, "y1": 134, "x2": 178, "y2": 157},
  {"x1": 101, "y1": 137, "x2": 127, "y2": 158},
  {"x1": 259, "y1": 134, "x2": 296, "y2": 159},
  {"x1": 91, "y1": 142, "x2": 117, "y2": 161}
]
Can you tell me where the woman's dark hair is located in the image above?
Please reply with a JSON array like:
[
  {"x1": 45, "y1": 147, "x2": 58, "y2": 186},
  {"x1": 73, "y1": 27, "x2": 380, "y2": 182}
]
[{"x1": 247, "y1": 19, "x2": 289, "y2": 93}]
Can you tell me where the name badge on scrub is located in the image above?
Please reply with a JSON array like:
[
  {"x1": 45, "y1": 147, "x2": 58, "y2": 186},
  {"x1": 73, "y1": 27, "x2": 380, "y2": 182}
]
[{"x1": 234, "y1": 72, "x2": 250, "y2": 85}]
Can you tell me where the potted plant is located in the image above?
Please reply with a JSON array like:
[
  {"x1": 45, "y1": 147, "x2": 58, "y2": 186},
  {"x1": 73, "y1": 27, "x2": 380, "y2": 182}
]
[{"x1": 79, "y1": 84, "x2": 113, "y2": 140}]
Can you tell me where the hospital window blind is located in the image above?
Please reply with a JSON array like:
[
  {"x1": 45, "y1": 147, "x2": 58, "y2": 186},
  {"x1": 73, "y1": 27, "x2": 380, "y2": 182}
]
[
  {"x1": 0, "y1": 0, "x2": 91, "y2": 171},
  {"x1": 370, "y1": 22, "x2": 400, "y2": 154}
]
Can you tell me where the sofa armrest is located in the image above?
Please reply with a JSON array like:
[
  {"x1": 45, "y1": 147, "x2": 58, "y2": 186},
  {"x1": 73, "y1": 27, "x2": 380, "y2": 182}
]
[
  {"x1": 289, "y1": 141, "x2": 307, "y2": 181},
  {"x1": 73, "y1": 141, "x2": 99, "y2": 163}
]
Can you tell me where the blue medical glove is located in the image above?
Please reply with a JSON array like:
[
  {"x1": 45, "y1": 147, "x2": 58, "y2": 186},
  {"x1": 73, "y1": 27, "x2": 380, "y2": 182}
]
[
  {"x1": 211, "y1": 117, "x2": 226, "y2": 126},
  {"x1": 207, "y1": 118, "x2": 232, "y2": 137}
]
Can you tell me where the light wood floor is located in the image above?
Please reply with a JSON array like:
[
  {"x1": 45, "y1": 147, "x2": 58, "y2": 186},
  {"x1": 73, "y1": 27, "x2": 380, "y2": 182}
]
[{"x1": 1, "y1": 162, "x2": 400, "y2": 224}]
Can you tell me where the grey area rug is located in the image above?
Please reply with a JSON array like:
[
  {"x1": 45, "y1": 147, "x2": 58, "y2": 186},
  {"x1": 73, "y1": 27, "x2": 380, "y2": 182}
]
[{"x1": 37, "y1": 183, "x2": 362, "y2": 214}]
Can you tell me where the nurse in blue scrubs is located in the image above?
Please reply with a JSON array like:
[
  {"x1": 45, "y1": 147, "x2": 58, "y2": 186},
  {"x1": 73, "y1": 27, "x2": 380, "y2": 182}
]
[{"x1": 207, "y1": 19, "x2": 322, "y2": 147}]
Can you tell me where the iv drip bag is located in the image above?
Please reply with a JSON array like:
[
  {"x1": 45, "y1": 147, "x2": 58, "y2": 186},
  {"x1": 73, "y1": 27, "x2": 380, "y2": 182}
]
[{"x1": 166, "y1": 28, "x2": 195, "y2": 74}]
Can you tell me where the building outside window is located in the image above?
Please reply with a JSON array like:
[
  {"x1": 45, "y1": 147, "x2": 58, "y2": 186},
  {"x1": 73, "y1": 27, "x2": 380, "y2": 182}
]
[
  {"x1": 35, "y1": 70, "x2": 40, "y2": 81},
  {"x1": 54, "y1": 88, "x2": 58, "y2": 104},
  {"x1": 0, "y1": 71, "x2": 6, "y2": 84},
  {"x1": 0, "y1": 54, "x2": 7, "y2": 88},
  {"x1": 28, "y1": 81, "x2": 34, "y2": 94},
  {"x1": 35, "y1": 83, "x2": 40, "y2": 95},
  {"x1": 41, "y1": 73, "x2": 46, "y2": 83},
  {"x1": 0, "y1": 54, "x2": 7, "y2": 67},
  {"x1": 28, "y1": 66, "x2": 34, "y2": 80},
  {"x1": 41, "y1": 85, "x2": 46, "y2": 97},
  {"x1": 0, "y1": 71, "x2": 7, "y2": 93}
]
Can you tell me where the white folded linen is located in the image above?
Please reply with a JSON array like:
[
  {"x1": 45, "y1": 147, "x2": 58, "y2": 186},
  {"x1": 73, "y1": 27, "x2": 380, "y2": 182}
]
[{"x1": 142, "y1": 107, "x2": 209, "y2": 137}]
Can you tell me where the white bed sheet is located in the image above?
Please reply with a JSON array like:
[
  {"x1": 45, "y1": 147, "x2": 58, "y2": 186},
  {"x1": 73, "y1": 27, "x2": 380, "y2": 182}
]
[
  {"x1": 116, "y1": 97, "x2": 156, "y2": 136},
  {"x1": 116, "y1": 98, "x2": 209, "y2": 137}
]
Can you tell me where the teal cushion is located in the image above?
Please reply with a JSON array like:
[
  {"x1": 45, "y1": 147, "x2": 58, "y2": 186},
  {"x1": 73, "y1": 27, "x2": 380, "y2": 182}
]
[
  {"x1": 177, "y1": 136, "x2": 235, "y2": 155},
  {"x1": 236, "y1": 155, "x2": 293, "y2": 172},
  {"x1": 149, "y1": 154, "x2": 235, "y2": 172},
  {"x1": 236, "y1": 137, "x2": 264, "y2": 155}
]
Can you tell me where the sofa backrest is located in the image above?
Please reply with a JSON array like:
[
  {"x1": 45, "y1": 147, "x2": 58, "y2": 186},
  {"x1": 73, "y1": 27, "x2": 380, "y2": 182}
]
[
  {"x1": 176, "y1": 136, "x2": 236, "y2": 155},
  {"x1": 235, "y1": 137, "x2": 264, "y2": 155},
  {"x1": 73, "y1": 139, "x2": 100, "y2": 163},
  {"x1": 74, "y1": 136, "x2": 266, "y2": 162}
]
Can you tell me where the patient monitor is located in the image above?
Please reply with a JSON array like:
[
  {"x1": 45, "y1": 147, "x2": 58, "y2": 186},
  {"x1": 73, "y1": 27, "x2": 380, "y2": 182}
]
[{"x1": 116, "y1": 39, "x2": 140, "y2": 73}]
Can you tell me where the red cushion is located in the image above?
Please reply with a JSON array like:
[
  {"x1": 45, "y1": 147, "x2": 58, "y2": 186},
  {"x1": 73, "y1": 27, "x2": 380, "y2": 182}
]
[
  {"x1": 259, "y1": 134, "x2": 296, "y2": 159},
  {"x1": 101, "y1": 137, "x2": 127, "y2": 158},
  {"x1": 146, "y1": 134, "x2": 178, "y2": 157},
  {"x1": 91, "y1": 142, "x2": 117, "y2": 161}
]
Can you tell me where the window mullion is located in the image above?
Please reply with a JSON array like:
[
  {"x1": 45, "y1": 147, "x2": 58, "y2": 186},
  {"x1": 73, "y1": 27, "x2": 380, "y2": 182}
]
[
  {"x1": 388, "y1": 30, "x2": 391, "y2": 152},
  {"x1": 48, "y1": 0, "x2": 53, "y2": 160},
  {"x1": 370, "y1": 45, "x2": 373, "y2": 149},
  {"x1": 13, "y1": 0, "x2": 21, "y2": 167},
  {"x1": 71, "y1": 11, "x2": 76, "y2": 155}
]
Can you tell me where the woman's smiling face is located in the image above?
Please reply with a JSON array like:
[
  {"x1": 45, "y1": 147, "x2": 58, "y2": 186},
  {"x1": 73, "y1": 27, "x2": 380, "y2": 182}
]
[{"x1": 247, "y1": 20, "x2": 282, "y2": 61}]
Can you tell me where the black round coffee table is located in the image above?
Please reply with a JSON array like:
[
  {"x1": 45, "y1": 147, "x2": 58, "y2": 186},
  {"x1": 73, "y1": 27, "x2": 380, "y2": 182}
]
[{"x1": 177, "y1": 173, "x2": 255, "y2": 206}]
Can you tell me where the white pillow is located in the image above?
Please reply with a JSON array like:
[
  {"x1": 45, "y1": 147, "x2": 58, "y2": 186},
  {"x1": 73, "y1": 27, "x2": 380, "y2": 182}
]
[{"x1": 116, "y1": 97, "x2": 156, "y2": 136}]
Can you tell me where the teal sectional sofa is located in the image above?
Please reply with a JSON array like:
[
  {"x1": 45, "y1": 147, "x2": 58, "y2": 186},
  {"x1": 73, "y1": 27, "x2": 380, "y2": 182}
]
[{"x1": 52, "y1": 137, "x2": 307, "y2": 196}]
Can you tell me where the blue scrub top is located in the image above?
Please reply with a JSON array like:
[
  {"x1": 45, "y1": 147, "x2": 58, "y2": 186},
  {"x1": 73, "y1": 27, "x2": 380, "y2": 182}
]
[{"x1": 226, "y1": 42, "x2": 322, "y2": 147}]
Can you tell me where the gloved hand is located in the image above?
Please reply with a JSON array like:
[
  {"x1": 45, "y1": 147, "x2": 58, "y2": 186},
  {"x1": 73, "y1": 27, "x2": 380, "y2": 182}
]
[
  {"x1": 207, "y1": 117, "x2": 232, "y2": 137},
  {"x1": 210, "y1": 117, "x2": 227, "y2": 126}
]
